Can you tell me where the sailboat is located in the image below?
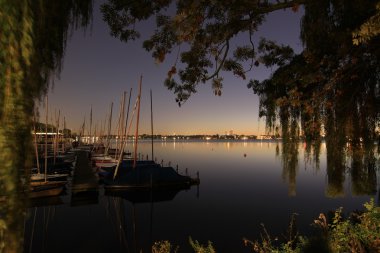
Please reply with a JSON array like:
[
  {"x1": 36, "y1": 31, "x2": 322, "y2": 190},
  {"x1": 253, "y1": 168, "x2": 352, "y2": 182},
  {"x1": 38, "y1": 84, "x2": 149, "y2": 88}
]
[
  {"x1": 103, "y1": 76, "x2": 200, "y2": 191},
  {"x1": 29, "y1": 96, "x2": 67, "y2": 198}
]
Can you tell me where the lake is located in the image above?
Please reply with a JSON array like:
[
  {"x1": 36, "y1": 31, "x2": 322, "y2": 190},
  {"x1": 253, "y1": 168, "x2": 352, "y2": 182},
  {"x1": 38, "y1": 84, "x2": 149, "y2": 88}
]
[{"x1": 23, "y1": 140, "x2": 379, "y2": 253}]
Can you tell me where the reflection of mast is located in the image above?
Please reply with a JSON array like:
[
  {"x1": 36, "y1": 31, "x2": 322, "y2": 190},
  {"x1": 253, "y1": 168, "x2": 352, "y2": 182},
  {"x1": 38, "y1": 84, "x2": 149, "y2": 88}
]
[
  {"x1": 28, "y1": 207, "x2": 37, "y2": 253},
  {"x1": 112, "y1": 197, "x2": 129, "y2": 252},
  {"x1": 132, "y1": 204, "x2": 138, "y2": 253},
  {"x1": 150, "y1": 188, "x2": 154, "y2": 247}
]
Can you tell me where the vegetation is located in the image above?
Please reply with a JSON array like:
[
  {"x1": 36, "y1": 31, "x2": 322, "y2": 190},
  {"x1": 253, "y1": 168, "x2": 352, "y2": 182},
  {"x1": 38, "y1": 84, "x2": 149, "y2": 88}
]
[
  {"x1": 152, "y1": 199, "x2": 380, "y2": 252},
  {"x1": 0, "y1": 1, "x2": 92, "y2": 252}
]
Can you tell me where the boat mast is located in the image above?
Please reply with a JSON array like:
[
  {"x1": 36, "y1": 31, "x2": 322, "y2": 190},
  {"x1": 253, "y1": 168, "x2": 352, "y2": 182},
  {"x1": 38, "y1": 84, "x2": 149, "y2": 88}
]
[
  {"x1": 124, "y1": 88, "x2": 132, "y2": 142},
  {"x1": 113, "y1": 92, "x2": 137, "y2": 179},
  {"x1": 133, "y1": 75, "x2": 142, "y2": 169},
  {"x1": 105, "y1": 102, "x2": 113, "y2": 156},
  {"x1": 120, "y1": 91, "x2": 126, "y2": 156},
  {"x1": 33, "y1": 110, "x2": 40, "y2": 174},
  {"x1": 44, "y1": 95, "x2": 48, "y2": 182},
  {"x1": 89, "y1": 105, "x2": 92, "y2": 144},
  {"x1": 150, "y1": 89, "x2": 154, "y2": 161}
]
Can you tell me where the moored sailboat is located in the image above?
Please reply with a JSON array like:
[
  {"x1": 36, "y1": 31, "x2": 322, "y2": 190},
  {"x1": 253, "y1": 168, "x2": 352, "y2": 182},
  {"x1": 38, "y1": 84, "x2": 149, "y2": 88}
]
[
  {"x1": 103, "y1": 76, "x2": 200, "y2": 191},
  {"x1": 29, "y1": 95, "x2": 67, "y2": 198}
]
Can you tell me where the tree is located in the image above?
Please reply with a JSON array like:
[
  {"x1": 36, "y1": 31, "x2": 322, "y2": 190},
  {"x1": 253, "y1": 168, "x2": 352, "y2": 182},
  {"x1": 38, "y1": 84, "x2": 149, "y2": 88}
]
[
  {"x1": 102, "y1": 0, "x2": 379, "y2": 145},
  {"x1": 353, "y1": 2, "x2": 380, "y2": 45},
  {"x1": 250, "y1": 0, "x2": 379, "y2": 143},
  {"x1": 101, "y1": 0, "x2": 306, "y2": 105},
  {"x1": 0, "y1": 1, "x2": 92, "y2": 252}
]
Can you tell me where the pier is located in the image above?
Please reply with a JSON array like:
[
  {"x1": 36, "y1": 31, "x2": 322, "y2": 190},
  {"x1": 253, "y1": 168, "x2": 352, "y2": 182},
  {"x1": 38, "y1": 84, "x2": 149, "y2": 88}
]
[{"x1": 71, "y1": 150, "x2": 99, "y2": 194}]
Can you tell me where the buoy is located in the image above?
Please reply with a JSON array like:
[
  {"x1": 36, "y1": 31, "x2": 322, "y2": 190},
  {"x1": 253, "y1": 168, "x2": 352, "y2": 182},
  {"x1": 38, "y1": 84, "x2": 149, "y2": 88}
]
[{"x1": 244, "y1": 153, "x2": 247, "y2": 157}]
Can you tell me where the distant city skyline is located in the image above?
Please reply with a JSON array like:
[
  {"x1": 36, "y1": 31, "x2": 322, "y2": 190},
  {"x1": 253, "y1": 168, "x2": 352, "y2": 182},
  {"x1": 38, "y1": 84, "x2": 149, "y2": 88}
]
[{"x1": 45, "y1": 1, "x2": 304, "y2": 136}]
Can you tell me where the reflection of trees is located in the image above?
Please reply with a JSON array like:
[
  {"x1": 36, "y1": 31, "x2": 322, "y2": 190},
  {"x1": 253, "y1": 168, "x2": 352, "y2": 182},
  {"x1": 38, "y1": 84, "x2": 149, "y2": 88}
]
[
  {"x1": 324, "y1": 126, "x2": 347, "y2": 198},
  {"x1": 304, "y1": 139, "x2": 321, "y2": 171},
  {"x1": 350, "y1": 145, "x2": 377, "y2": 196},
  {"x1": 281, "y1": 140, "x2": 298, "y2": 196},
  {"x1": 280, "y1": 118, "x2": 299, "y2": 197},
  {"x1": 279, "y1": 129, "x2": 379, "y2": 199}
]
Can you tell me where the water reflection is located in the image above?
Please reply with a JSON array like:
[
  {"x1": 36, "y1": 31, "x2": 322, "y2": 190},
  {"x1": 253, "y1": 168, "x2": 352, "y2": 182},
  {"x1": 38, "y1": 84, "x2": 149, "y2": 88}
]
[
  {"x1": 2, "y1": 140, "x2": 379, "y2": 252},
  {"x1": 279, "y1": 140, "x2": 299, "y2": 196},
  {"x1": 104, "y1": 188, "x2": 190, "y2": 253},
  {"x1": 350, "y1": 145, "x2": 378, "y2": 196}
]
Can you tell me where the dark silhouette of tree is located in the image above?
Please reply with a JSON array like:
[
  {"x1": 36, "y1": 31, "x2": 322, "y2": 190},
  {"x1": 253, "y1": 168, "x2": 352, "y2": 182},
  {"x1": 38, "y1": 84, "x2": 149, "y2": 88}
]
[
  {"x1": 102, "y1": 0, "x2": 379, "y2": 144},
  {"x1": 101, "y1": 0, "x2": 306, "y2": 105},
  {"x1": 0, "y1": 1, "x2": 92, "y2": 251}
]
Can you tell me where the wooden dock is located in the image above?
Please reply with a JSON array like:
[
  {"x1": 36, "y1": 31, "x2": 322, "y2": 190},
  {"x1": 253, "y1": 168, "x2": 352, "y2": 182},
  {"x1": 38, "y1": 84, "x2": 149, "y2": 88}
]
[{"x1": 71, "y1": 150, "x2": 99, "y2": 194}]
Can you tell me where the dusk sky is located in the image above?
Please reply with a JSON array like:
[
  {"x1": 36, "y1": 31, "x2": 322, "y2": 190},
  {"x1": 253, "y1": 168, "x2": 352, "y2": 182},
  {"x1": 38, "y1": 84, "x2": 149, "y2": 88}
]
[{"x1": 45, "y1": 1, "x2": 304, "y2": 136}]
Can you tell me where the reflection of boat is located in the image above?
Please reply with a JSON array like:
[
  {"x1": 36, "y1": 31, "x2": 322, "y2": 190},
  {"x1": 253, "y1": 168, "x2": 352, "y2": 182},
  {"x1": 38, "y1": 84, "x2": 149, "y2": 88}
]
[
  {"x1": 105, "y1": 185, "x2": 187, "y2": 203},
  {"x1": 105, "y1": 180, "x2": 195, "y2": 253},
  {"x1": 70, "y1": 191, "x2": 99, "y2": 207},
  {"x1": 27, "y1": 195, "x2": 64, "y2": 207}
]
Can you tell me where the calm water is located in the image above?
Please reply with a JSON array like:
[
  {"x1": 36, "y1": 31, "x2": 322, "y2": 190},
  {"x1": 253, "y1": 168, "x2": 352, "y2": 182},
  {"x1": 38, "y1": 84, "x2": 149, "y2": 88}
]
[{"x1": 24, "y1": 140, "x2": 379, "y2": 253}]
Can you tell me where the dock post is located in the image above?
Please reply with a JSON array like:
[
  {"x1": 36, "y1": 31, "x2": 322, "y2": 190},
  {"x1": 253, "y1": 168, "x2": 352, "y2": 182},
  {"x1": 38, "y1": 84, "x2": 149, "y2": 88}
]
[
  {"x1": 161, "y1": 159, "x2": 163, "y2": 166},
  {"x1": 185, "y1": 168, "x2": 188, "y2": 175},
  {"x1": 168, "y1": 161, "x2": 171, "y2": 167},
  {"x1": 176, "y1": 164, "x2": 178, "y2": 173},
  {"x1": 197, "y1": 171, "x2": 199, "y2": 180},
  {"x1": 146, "y1": 154, "x2": 148, "y2": 160}
]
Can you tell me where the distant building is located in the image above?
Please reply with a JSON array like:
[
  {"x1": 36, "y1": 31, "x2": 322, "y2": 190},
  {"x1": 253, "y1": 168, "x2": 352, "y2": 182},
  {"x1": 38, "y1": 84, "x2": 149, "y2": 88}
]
[{"x1": 258, "y1": 135, "x2": 273, "y2": 140}]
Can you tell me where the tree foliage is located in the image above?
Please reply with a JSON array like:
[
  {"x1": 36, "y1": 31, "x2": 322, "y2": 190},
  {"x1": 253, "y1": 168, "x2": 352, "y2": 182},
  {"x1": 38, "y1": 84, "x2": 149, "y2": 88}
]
[
  {"x1": 251, "y1": 0, "x2": 380, "y2": 146},
  {"x1": 353, "y1": 2, "x2": 380, "y2": 45},
  {"x1": 101, "y1": 0, "x2": 306, "y2": 105},
  {"x1": 102, "y1": 0, "x2": 380, "y2": 147}
]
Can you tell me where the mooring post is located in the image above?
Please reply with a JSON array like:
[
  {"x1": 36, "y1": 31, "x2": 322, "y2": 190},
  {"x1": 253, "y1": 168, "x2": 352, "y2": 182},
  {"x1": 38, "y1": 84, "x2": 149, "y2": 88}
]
[
  {"x1": 185, "y1": 168, "x2": 188, "y2": 175},
  {"x1": 146, "y1": 154, "x2": 148, "y2": 160},
  {"x1": 161, "y1": 159, "x2": 163, "y2": 166}
]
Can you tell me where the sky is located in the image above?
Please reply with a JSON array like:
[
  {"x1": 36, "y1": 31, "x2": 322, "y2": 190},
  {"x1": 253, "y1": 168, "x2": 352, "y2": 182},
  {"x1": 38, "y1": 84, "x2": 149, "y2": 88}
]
[{"x1": 46, "y1": 1, "x2": 304, "y2": 136}]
